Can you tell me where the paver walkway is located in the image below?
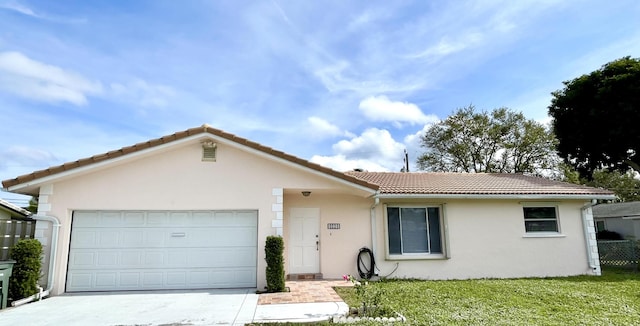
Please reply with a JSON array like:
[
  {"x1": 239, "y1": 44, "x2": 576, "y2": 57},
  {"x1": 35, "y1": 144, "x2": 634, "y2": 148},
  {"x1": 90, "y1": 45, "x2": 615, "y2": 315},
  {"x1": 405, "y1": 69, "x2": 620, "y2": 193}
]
[{"x1": 258, "y1": 280, "x2": 353, "y2": 304}]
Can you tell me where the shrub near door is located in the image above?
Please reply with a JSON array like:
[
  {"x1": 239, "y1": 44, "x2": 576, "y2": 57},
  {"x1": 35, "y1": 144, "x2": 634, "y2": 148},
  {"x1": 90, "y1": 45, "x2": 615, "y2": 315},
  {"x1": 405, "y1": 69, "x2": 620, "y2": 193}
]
[
  {"x1": 265, "y1": 236, "x2": 285, "y2": 292},
  {"x1": 9, "y1": 239, "x2": 43, "y2": 302}
]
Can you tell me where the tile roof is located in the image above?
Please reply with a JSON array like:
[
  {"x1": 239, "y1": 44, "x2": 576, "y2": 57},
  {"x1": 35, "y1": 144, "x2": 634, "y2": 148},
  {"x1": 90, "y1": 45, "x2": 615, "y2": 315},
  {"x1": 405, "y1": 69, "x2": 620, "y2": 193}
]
[
  {"x1": 1, "y1": 124, "x2": 616, "y2": 200},
  {"x1": 347, "y1": 171, "x2": 615, "y2": 197},
  {"x1": 593, "y1": 201, "x2": 640, "y2": 218},
  {"x1": 1, "y1": 125, "x2": 379, "y2": 191},
  {"x1": 0, "y1": 198, "x2": 32, "y2": 217}
]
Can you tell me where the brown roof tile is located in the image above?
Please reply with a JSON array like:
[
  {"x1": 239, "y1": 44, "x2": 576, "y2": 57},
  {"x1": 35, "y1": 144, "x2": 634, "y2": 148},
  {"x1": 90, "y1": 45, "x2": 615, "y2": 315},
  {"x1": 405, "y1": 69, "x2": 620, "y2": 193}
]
[
  {"x1": 347, "y1": 171, "x2": 615, "y2": 197},
  {"x1": 1, "y1": 125, "x2": 616, "y2": 199},
  {"x1": 2, "y1": 125, "x2": 379, "y2": 191}
]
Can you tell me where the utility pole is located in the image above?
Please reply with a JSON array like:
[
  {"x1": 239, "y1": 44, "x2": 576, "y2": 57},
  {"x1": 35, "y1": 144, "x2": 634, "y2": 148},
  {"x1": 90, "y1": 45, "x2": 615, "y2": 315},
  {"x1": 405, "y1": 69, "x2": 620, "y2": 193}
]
[{"x1": 403, "y1": 149, "x2": 409, "y2": 172}]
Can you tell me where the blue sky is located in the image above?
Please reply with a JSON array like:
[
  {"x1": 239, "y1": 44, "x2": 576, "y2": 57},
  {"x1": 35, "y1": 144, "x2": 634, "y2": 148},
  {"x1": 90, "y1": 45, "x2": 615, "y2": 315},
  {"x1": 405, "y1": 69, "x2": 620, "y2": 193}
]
[{"x1": 1, "y1": 0, "x2": 639, "y2": 204}]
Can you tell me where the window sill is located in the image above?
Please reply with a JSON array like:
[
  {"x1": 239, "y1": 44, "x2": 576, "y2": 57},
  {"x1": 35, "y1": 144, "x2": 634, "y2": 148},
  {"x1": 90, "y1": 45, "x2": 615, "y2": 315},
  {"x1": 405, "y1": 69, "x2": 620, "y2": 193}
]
[
  {"x1": 522, "y1": 233, "x2": 566, "y2": 238},
  {"x1": 386, "y1": 254, "x2": 447, "y2": 261}
]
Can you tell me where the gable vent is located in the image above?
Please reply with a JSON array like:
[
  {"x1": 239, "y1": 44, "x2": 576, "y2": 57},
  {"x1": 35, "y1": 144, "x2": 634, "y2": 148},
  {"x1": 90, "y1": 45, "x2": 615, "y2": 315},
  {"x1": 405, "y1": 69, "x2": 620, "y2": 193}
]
[{"x1": 201, "y1": 140, "x2": 217, "y2": 162}]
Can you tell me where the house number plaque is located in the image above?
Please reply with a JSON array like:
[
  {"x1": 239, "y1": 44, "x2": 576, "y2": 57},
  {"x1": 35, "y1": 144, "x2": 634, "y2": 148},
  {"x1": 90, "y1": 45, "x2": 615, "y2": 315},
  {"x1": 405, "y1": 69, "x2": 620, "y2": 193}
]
[{"x1": 327, "y1": 223, "x2": 340, "y2": 230}]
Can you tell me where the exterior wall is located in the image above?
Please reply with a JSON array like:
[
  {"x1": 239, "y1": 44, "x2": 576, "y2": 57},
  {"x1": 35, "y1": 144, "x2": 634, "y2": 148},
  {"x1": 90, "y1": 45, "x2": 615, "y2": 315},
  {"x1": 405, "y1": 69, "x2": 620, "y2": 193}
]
[
  {"x1": 0, "y1": 210, "x2": 10, "y2": 220},
  {"x1": 283, "y1": 193, "x2": 372, "y2": 279},
  {"x1": 41, "y1": 138, "x2": 371, "y2": 295},
  {"x1": 604, "y1": 217, "x2": 640, "y2": 240},
  {"x1": 373, "y1": 199, "x2": 595, "y2": 280}
]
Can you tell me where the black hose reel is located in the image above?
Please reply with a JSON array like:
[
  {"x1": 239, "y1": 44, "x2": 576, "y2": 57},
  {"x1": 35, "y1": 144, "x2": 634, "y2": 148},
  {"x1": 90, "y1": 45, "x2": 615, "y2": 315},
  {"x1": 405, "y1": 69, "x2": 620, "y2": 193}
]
[{"x1": 357, "y1": 247, "x2": 375, "y2": 280}]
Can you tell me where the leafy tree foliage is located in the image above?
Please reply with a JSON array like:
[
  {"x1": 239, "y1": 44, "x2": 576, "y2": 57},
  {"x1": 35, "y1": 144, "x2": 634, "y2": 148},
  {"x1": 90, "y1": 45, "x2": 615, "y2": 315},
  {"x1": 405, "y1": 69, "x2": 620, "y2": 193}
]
[
  {"x1": 26, "y1": 196, "x2": 38, "y2": 214},
  {"x1": 549, "y1": 56, "x2": 640, "y2": 177},
  {"x1": 417, "y1": 106, "x2": 558, "y2": 174},
  {"x1": 561, "y1": 165, "x2": 640, "y2": 202},
  {"x1": 588, "y1": 170, "x2": 640, "y2": 202}
]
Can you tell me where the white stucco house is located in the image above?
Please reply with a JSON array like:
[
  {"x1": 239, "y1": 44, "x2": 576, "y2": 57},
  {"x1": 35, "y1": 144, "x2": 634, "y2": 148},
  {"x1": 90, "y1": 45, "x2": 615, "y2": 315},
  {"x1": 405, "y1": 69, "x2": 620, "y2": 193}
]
[
  {"x1": 593, "y1": 201, "x2": 640, "y2": 240},
  {"x1": 0, "y1": 198, "x2": 31, "y2": 220},
  {"x1": 1, "y1": 125, "x2": 615, "y2": 296}
]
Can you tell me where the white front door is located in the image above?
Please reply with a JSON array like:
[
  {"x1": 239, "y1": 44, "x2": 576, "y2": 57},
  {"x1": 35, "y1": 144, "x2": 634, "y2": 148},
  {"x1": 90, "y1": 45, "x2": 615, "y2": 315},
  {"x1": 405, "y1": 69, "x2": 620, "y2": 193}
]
[{"x1": 289, "y1": 208, "x2": 320, "y2": 274}]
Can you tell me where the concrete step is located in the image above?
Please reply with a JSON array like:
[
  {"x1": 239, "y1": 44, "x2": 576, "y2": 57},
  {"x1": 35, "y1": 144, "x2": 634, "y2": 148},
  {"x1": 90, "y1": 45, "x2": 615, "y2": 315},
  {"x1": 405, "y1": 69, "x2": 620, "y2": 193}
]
[{"x1": 287, "y1": 273, "x2": 323, "y2": 280}]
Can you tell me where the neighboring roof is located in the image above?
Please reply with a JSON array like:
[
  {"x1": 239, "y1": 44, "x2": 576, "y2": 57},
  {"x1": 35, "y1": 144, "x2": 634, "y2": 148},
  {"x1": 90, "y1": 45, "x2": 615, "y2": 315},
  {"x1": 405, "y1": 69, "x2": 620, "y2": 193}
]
[
  {"x1": 593, "y1": 201, "x2": 640, "y2": 218},
  {"x1": 1, "y1": 125, "x2": 379, "y2": 192},
  {"x1": 347, "y1": 171, "x2": 616, "y2": 199},
  {"x1": 0, "y1": 198, "x2": 31, "y2": 217}
]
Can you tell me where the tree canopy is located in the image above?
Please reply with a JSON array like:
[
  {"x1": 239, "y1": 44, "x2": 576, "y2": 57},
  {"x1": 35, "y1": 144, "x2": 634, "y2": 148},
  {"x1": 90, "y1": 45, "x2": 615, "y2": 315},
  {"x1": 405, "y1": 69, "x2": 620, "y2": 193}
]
[
  {"x1": 417, "y1": 106, "x2": 558, "y2": 174},
  {"x1": 549, "y1": 56, "x2": 640, "y2": 177}
]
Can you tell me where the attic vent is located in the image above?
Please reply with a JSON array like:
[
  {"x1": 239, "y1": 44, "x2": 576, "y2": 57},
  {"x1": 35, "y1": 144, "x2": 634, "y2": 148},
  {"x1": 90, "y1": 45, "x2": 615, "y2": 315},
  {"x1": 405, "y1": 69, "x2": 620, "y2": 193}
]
[{"x1": 201, "y1": 140, "x2": 217, "y2": 162}]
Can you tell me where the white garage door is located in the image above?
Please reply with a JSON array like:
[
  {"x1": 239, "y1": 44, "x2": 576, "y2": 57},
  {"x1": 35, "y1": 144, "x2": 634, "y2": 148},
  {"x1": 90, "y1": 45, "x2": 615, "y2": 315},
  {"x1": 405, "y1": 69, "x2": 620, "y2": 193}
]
[{"x1": 67, "y1": 210, "x2": 257, "y2": 292}]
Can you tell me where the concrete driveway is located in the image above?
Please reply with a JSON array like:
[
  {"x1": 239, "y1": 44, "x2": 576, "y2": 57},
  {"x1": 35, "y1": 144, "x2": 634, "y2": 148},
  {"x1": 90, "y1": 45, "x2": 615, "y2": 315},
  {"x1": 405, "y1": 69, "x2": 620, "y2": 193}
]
[{"x1": 0, "y1": 289, "x2": 258, "y2": 325}]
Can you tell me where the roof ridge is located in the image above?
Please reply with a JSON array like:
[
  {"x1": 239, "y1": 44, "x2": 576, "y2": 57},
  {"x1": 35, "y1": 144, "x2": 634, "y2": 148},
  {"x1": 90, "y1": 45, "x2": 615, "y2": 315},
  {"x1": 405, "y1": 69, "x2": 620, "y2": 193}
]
[{"x1": 2, "y1": 125, "x2": 379, "y2": 191}]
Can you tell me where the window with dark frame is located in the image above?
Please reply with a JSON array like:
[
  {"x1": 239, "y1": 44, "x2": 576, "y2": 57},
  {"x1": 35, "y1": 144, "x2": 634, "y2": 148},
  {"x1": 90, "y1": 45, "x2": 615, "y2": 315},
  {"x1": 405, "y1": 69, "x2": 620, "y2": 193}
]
[
  {"x1": 387, "y1": 206, "x2": 442, "y2": 255},
  {"x1": 523, "y1": 206, "x2": 559, "y2": 232}
]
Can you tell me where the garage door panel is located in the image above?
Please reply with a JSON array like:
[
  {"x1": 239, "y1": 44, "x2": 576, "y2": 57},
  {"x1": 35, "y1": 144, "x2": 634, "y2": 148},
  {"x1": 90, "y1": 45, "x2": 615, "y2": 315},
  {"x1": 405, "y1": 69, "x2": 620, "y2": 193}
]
[
  {"x1": 67, "y1": 267, "x2": 257, "y2": 291},
  {"x1": 69, "y1": 247, "x2": 257, "y2": 270},
  {"x1": 71, "y1": 228, "x2": 256, "y2": 249},
  {"x1": 67, "y1": 210, "x2": 258, "y2": 292}
]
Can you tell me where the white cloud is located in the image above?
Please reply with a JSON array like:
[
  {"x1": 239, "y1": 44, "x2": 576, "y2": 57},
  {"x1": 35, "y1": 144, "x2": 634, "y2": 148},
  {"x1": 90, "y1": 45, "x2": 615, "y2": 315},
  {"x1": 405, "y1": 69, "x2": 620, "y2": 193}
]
[
  {"x1": 0, "y1": 1, "x2": 86, "y2": 23},
  {"x1": 0, "y1": 51, "x2": 103, "y2": 105},
  {"x1": 409, "y1": 32, "x2": 485, "y2": 59},
  {"x1": 310, "y1": 154, "x2": 389, "y2": 172},
  {"x1": 359, "y1": 95, "x2": 438, "y2": 127},
  {"x1": 311, "y1": 128, "x2": 407, "y2": 172},
  {"x1": 110, "y1": 79, "x2": 176, "y2": 108},
  {"x1": 403, "y1": 124, "x2": 434, "y2": 171},
  {"x1": 0, "y1": 1, "x2": 37, "y2": 17},
  {"x1": 306, "y1": 116, "x2": 353, "y2": 139},
  {"x1": 0, "y1": 146, "x2": 59, "y2": 171}
]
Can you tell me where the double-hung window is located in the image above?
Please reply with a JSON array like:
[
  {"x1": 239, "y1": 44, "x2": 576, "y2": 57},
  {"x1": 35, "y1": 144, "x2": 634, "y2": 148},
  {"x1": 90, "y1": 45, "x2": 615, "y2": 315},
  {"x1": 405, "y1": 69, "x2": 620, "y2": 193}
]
[
  {"x1": 386, "y1": 206, "x2": 444, "y2": 258},
  {"x1": 523, "y1": 205, "x2": 559, "y2": 233}
]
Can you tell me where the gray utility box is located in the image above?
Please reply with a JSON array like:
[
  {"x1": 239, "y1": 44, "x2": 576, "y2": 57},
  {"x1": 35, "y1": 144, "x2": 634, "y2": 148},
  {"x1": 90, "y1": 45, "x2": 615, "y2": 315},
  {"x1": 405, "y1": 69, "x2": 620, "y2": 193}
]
[{"x1": 0, "y1": 260, "x2": 16, "y2": 309}]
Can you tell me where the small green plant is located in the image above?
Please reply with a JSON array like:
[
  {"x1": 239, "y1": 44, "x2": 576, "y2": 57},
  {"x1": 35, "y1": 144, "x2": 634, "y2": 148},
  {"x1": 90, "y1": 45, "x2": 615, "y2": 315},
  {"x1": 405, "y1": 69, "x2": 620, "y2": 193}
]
[
  {"x1": 343, "y1": 274, "x2": 389, "y2": 317},
  {"x1": 9, "y1": 238, "x2": 43, "y2": 301},
  {"x1": 265, "y1": 235, "x2": 285, "y2": 292}
]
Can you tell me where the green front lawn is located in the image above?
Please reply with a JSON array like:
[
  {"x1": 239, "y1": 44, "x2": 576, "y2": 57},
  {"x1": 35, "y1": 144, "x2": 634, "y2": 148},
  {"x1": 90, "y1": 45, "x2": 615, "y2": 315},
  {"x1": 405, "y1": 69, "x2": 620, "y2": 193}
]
[{"x1": 335, "y1": 267, "x2": 639, "y2": 325}]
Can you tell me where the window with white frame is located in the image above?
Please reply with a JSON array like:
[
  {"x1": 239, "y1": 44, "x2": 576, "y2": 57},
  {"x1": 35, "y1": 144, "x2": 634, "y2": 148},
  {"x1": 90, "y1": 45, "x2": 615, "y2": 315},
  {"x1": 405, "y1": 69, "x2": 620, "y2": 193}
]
[
  {"x1": 386, "y1": 206, "x2": 443, "y2": 256},
  {"x1": 523, "y1": 205, "x2": 559, "y2": 232}
]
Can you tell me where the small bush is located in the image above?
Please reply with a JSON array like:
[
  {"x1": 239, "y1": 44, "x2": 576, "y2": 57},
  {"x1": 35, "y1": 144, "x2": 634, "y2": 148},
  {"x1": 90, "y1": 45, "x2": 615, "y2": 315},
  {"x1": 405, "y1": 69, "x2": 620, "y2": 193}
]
[
  {"x1": 597, "y1": 230, "x2": 624, "y2": 240},
  {"x1": 9, "y1": 239, "x2": 43, "y2": 301},
  {"x1": 265, "y1": 235, "x2": 285, "y2": 292}
]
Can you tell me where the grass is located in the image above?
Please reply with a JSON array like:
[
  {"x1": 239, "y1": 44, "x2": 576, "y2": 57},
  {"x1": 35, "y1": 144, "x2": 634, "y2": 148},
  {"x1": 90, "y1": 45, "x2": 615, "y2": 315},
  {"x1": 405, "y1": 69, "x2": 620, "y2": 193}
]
[
  {"x1": 249, "y1": 267, "x2": 639, "y2": 325},
  {"x1": 335, "y1": 267, "x2": 639, "y2": 325}
]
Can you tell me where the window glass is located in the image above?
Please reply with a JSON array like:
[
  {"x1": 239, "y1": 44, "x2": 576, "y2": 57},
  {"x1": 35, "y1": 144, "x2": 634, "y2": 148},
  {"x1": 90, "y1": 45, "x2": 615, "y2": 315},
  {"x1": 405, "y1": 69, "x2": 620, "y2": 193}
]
[
  {"x1": 523, "y1": 206, "x2": 558, "y2": 232},
  {"x1": 523, "y1": 207, "x2": 556, "y2": 219},
  {"x1": 386, "y1": 206, "x2": 442, "y2": 256},
  {"x1": 427, "y1": 207, "x2": 442, "y2": 253},
  {"x1": 387, "y1": 207, "x2": 401, "y2": 254},
  {"x1": 401, "y1": 208, "x2": 428, "y2": 253},
  {"x1": 524, "y1": 220, "x2": 558, "y2": 232}
]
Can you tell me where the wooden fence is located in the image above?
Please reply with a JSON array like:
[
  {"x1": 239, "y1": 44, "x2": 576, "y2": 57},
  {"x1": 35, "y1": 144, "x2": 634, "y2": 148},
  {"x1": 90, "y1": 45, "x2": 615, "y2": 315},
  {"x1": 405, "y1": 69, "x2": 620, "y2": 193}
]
[
  {"x1": 597, "y1": 240, "x2": 639, "y2": 270},
  {"x1": 0, "y1": 219, "x2": 37, "y2": 260}
]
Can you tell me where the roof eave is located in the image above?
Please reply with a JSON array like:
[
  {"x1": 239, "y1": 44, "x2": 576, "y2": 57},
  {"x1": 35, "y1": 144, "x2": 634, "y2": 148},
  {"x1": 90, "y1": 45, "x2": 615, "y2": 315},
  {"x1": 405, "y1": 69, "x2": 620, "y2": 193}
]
[
  {"x1": 375, "y1": 193, "x2": 617, "y2": 200},
  {"x1": 4, "y1": 128, "x2": 379, "y2": 195},
  {"x1": 0, "y1": 199, "x2": 32, "y2": 217}
]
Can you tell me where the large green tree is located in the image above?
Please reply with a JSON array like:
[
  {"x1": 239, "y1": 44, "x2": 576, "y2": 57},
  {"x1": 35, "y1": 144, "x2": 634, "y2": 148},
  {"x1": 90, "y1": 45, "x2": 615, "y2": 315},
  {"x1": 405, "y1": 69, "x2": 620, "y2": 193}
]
[
  {"x1": 549, "y1": 56, "x2": 640, "y2": 177},
  {"x1": 587, "y1": 169, "x2": 640, "y2": 202},
  {"x1": 417, "y1": 106, "x2": 558, "y2": 174}
]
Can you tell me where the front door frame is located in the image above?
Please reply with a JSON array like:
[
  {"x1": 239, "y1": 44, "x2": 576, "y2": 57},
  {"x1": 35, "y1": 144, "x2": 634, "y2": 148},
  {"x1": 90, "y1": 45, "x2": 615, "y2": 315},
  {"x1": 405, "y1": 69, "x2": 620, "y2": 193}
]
[{"x1": 288, "y1": 207, "x2": 320, "y2": 274}]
